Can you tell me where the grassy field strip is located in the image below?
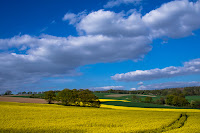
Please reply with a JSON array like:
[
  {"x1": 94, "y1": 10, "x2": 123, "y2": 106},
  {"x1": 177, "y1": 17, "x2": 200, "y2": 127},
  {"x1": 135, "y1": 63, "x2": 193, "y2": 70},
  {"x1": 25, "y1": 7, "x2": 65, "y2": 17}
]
[
  {"x1": 101, "y1": 104, "x2": 200, "y2": 112},
  {"x1": 99, "y1": 99, "x2": 130, "y2": 102}
]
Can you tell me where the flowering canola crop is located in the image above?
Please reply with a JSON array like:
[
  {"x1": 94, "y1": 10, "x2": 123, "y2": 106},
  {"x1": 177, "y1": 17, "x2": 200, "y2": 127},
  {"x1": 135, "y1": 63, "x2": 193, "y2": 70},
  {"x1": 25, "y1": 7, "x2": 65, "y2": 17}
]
[
  {"x1": 99, "y1": 99, "x2": 130, "y2": 102},
  {"x1": 0, "y1": 102, "x2": 199, "y2": 133}
]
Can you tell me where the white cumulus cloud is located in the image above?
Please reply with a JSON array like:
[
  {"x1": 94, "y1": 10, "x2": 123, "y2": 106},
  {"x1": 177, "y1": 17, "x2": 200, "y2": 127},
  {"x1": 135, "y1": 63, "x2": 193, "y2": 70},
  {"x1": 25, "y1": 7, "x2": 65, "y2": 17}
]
[
  {"x1": 112, "y1": 58, "x2": 200, "y2": 81},
  {"x1": 0, "y1": 34, "x2": 151, "y2": 91},
  {"x1": 137, "y1": 81, "x2": 144, "y2": 85},
  {"x1": 77, "y1": 10, "x2": 148, "y2": 37},
  {"x1": 143, "y1": 0, "x2": 200, "y2": 38}
]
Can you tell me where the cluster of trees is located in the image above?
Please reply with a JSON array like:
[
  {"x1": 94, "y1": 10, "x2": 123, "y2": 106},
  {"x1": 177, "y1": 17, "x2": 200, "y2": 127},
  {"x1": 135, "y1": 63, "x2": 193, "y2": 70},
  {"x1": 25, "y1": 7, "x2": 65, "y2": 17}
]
[
  {"x1": 166, "y1": 94, "x2": 189, "y2": 107},
  {"x1": 131, "y1": 93, "x2": 200, "y2": 108},
  {"x1": 132, "y1": 95, "x2": 159, "y2": 104},
  {"x1": 45, "y1": 89, "x2": 100, "y2": 108},
  {"x1": 131, "y1": 86, "x2": 200, "y2": 96}
]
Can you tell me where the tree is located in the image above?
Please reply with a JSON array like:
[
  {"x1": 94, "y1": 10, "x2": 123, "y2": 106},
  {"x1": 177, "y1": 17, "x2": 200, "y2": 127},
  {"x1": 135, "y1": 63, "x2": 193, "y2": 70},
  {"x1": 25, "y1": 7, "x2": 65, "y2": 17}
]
[
  {"x1": 190, "y1": 100, "x2": 200, "y2": 108},
  {"x1": 155, "y1": 97, "x2": 165, "y2": 105},
  {"x1": 79, "y1": 89, "x2": 100, "y2": 107},
  {"x1": 4, "y1": 90, "x2": 12, "y2": 95},
  {"x1": 57, "y1": 89, "x2": 74, "y2": 105},
  {"x1": 132, "y1": 95, "x2": 140, "y2": 102},
  {"x1": 166, "y1": 94, "x2": 189, "y2": 107},
  {"x1": 166, "y1": 95, "x2": 174, "y2": 105},
  {"x1": 144, "y1": 97, "x2": 153, "y2": 103},
  {"x1": 22, "y1": 91, "x2": 26, "y2": 94},
  {"x1": 172, "y1": 96, "x2": 189, "y2": 106},
  {"x1": 44, "y1": 91, "x2": 56, "y2": 104}
]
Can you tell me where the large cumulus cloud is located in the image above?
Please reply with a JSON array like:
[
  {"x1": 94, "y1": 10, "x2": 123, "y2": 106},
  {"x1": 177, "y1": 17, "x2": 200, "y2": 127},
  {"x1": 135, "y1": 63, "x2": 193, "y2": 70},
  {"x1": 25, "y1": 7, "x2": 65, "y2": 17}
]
[{"x1": 0, "y1": 34, "x2": 151, "y2": 91}]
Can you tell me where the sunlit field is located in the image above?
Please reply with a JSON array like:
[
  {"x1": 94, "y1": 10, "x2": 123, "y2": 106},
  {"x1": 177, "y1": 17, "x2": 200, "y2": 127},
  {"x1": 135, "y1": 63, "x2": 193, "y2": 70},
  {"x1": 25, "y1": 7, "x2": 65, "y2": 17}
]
[{"x1": 0, "y1": 102, "x2": 200, "y2": 133}]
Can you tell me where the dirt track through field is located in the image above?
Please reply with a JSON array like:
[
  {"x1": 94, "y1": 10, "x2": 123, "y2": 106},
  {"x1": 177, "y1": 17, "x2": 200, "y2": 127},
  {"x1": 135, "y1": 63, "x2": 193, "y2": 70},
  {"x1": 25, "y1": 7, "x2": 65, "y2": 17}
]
[{"x1": 0, "y1": 96, "x2": 48, "y2": 104}]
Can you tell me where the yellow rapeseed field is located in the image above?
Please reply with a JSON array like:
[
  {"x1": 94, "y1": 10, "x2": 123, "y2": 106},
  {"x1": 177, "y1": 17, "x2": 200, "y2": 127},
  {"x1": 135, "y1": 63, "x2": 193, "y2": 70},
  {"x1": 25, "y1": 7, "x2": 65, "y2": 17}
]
[
  {"x1": 0, "y1": 101, "x2": 200, "y2": 133},
  {"x1": 164, "y1": 112, "x2": 200, "y2": 133},
  {"x1": 99, "y1": 99, "x2": 130, "y2": 102}
]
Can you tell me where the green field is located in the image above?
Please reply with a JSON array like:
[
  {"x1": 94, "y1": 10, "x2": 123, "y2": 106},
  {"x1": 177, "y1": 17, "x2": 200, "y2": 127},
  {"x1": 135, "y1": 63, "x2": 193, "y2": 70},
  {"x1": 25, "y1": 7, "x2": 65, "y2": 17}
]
[
  {"x1": 186, "y1": 96, "x2": 200, "y2": 102},
  {"x1": 0, "y1": 101, "x2": 200, "y2": 132},
  {"x1": 95, "y1": 93, "x2": 200, "y2": 109}
]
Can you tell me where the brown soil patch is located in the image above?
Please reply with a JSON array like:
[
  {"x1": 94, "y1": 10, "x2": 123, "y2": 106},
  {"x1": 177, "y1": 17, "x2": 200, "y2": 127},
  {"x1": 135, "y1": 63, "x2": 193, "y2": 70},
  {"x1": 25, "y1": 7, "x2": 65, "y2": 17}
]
[
  {"x1": 105, "y1": 94, "x2": 132, "y2": 97},
  {"x1": 0, "y1": 96, "x2": 48, "y2": 104}
]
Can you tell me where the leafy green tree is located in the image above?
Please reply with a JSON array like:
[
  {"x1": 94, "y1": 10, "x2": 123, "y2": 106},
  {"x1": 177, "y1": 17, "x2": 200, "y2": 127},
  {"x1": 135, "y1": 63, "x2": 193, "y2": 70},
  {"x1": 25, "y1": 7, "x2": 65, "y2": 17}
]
[
  {"x1": 155, "y1": 97, "x2": 165, "y2": 105},
  {"x1": 144, "y1": 97, "x2": 153, "y2": 103},
  {"x1": 78, "y1": 89, "x2": 100, "y2": 107},
  {"x1": 22, "y1": 91, "x2": 26, "y2": 94},
  {"x1": 132, "y1": 95, "x2": 140, "y2": 102},
  {"x1": 166, "y1": 94, "x2": 189, "y2": 107},
  {"x1": 44, "y1": 91, "x2": 56, "y2": 104},
  {"x1": 4, "y1": 90, "x2": 12, "y2": 95},
  {"x1": 166, "y1": 95, "x2": 174, "y2": 105},
  {"x1": 57, "y1": 89, "x2": 72, "y2": 105},
  {"x1": 172, "y1": 96, "x2": 189, "y2": 106}
]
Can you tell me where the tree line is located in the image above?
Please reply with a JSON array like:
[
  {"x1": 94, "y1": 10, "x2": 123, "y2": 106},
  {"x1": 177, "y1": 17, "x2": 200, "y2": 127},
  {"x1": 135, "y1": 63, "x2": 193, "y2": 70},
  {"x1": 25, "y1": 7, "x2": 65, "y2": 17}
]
[
  {"x1": 131, "y1": 90, "x2": 200, "y2": 108},
  {"x1": 95, "y1": 86, "x2": 200, "y2": 96},
  {"x1": 45, "y1": 89, "x2": 100, "y2": 108}
]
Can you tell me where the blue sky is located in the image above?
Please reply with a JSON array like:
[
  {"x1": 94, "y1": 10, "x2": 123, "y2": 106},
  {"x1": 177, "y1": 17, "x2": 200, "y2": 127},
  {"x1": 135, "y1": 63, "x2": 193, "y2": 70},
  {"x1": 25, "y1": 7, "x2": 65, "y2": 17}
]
[{"x1": 0, "y1": 0, "x2": 200, "y2": 93}]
